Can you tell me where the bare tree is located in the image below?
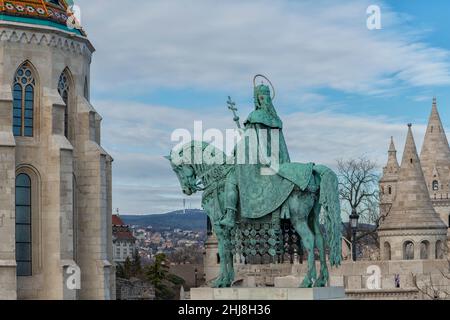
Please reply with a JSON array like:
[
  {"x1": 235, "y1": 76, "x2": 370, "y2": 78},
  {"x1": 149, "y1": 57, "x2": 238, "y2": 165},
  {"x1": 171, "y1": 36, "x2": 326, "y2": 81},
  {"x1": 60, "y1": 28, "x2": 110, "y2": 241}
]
[
  {"x1": 167, "y1": 245, "x2": 203, "y2": 265},
  {"x1": 337, "y1": 157, "x2": 385, "y2": 244},
  {"x1": 412, "y1": 264, "x2": 450, "y2": 300}
]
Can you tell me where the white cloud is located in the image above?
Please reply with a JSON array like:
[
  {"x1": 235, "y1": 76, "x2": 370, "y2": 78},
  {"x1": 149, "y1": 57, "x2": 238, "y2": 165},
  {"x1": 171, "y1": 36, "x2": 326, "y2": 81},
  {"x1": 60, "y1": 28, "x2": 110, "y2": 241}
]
[
  {"x1": 73, "y1": 0, "x2": 450, "y2": 214},
  {"x1": 77, "y1": 0, "x2": 450, "y2": 95}
]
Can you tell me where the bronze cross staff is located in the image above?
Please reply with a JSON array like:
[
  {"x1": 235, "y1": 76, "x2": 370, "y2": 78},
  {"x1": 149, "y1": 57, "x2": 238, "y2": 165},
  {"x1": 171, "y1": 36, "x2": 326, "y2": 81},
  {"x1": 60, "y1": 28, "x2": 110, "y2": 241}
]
[{"x1": 227, "y1": 96, "x2": 241, "y2": 129}]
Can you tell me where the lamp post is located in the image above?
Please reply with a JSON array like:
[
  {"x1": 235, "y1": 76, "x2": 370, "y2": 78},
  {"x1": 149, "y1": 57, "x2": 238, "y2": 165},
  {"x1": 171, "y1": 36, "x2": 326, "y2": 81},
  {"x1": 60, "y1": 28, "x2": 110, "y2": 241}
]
[{"x1": 350, "y1": 209, "x2": 360, "y2": 262}]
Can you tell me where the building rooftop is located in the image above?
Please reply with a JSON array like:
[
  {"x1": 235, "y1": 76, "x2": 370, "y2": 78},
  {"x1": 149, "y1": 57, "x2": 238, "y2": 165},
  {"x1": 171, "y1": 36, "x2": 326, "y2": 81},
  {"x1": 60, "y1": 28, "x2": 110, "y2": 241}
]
[{"x1": 0, "y1": 0, "x2": 84, "y2": 35}]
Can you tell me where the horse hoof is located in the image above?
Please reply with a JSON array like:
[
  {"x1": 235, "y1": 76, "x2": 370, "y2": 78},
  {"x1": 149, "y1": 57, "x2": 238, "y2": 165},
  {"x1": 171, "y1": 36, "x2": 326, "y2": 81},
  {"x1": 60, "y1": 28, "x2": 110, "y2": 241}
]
[{"x1": 300, "y1": 279, "x2": 314, "y2": 288}]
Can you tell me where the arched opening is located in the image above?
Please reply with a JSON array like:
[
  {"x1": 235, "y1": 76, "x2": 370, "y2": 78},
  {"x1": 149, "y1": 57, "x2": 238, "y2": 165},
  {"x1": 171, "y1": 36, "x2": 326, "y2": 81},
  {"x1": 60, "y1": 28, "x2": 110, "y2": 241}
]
[
  {"x1": 16, "y1": 173, "x2": 32, "y2": 276},
  {"x1": 435, "y1": 240, "x2": 444, "y2": 259},
  {"x1": 388, "y1": 186, "x2": 392, "y2": 195},
  {"x1": 420, "y1": 241, "x2": 430, "y2": 260},
  {"x1": 403, "y1": 241, "x2": 414, "y2": 260},
  {"x1": 432, "y1": 180, "x2": 439, "y2": 191},
  {"x1": 13, "y1": 62, "x2": 36, "y2": 137},
  {"x1": 383, "y1": 242, "x2": 391, "y2": 261},
  {"x1": 58, "y1": 68, "x2": 74, "y2": 140}
]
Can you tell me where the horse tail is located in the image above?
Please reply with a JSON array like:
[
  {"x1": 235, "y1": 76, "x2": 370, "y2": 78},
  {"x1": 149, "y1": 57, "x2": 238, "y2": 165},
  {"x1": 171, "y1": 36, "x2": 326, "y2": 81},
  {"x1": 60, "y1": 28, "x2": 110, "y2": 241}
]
[{"x1": 314, "y1": 165, "x2": 342, "y2": 267}]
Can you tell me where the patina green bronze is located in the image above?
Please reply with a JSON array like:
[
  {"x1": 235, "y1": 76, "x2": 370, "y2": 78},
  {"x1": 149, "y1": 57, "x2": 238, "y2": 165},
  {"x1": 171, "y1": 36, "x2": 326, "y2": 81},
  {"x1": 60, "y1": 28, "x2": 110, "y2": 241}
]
[{"x1": 167, "y1": 77, "x2": 342, "y2": 288}]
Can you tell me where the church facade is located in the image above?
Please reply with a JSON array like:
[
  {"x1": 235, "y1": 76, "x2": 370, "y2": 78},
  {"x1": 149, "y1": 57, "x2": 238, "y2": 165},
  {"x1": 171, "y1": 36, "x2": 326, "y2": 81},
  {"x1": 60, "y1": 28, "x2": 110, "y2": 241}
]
[
  {"x1": 379, "y1": 99, "x2": 449, "y2": 261},
  {"x1": 0, "y1": 1, "x2": 114, "y2": 299}
]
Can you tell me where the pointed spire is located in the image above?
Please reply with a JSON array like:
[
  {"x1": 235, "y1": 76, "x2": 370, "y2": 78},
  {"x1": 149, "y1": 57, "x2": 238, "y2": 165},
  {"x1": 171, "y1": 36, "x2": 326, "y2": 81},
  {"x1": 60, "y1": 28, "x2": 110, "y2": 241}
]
[
  {"x1": 420, "y1": 97, "x2": 450, "y2": 191},
  {"x1": 382, "y1": 136, "x2": 399, "y2": 179},
  {"x1": 380, "y1": 124, "x2": 447, "y2": 231},
  {"x1": 388, "y1": 136, "x2": 396, "y2": 153},
  {"x1": 401, "y1": 123, "x2": 418, "y2": 168}
]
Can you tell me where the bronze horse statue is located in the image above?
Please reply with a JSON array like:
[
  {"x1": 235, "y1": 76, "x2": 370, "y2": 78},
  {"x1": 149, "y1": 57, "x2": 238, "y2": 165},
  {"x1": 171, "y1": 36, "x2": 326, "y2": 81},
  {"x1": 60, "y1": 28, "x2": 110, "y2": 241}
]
[{"x1": 167, "y1": 141, "x2": 342, "y2": 288}]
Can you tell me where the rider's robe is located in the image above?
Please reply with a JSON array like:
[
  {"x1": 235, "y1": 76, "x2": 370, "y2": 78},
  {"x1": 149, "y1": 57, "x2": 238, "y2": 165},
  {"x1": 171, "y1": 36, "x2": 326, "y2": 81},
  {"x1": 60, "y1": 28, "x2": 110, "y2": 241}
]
[{"x1": 228, "y1": 107, "x2": 295, "y2": 219}]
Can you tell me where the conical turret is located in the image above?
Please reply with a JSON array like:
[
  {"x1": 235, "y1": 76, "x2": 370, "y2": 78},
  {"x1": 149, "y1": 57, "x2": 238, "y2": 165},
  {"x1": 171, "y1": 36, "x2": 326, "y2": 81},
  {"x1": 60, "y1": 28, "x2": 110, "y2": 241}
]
[
  {"x1": 379, "y1": 124, "x2": 447, "y2": 231},
  {"x1": 420, "y1": 98, "x2": 450, "y2": 195}
]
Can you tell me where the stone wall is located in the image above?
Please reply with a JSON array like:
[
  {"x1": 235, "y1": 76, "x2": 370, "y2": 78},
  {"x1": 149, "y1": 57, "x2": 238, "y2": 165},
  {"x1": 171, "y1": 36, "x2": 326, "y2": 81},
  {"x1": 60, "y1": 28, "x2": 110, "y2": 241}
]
[
  {"x1": 234, "y1": 260, "x2": 450, "y2": 300},
  {"x1": 116, "y1": 278, "x2": 155, "y2": 300}
]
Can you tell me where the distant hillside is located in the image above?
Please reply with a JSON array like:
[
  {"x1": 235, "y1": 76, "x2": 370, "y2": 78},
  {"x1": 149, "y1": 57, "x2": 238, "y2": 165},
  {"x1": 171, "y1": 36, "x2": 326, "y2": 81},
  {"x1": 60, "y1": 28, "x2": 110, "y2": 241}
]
[
  {"x1": 120, "y1": 210, "x2": 376, "y2": 234},
  {"x1": 121, "y1": 209, "x2": 207, "y2": 232}
]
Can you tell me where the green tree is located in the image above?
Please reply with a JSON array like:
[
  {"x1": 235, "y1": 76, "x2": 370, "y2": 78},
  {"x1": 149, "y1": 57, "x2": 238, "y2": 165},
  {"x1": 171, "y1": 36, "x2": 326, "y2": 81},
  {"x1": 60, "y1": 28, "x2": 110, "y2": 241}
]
[
  {"x1": 144, "y1": 253, "x2": 185, "y2": 300},
  {"x1": 116, "y1": 256, "x2": 133, "y2": 279},
  {"x1": 116, "y1": 250, "x2": 143, "y2": 280},
  {"x1": 130, "y1": 249, "x2": 143, "y2": 278},
  {"x1": 145, "y1": 253, "x2": 169, "y2": 287}
]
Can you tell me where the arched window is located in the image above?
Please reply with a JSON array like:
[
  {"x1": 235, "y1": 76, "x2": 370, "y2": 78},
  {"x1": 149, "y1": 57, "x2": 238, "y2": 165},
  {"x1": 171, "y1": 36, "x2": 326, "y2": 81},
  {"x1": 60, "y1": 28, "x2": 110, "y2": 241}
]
[
  {"x1": 420, "y1": 241, "x2": 430, "y2": 260},
  {"x1": 16, "y1": 173, "x2": 32, "y2": 276},
  {"x1": 432, "y1": 180, "x2": 439, "y2": 191},
  {"x1": 403, "y1": 241, "x2": 414, "y2": 260},
  {"x1": 13, "y1": 63, "x2": 35, "y2": 137},
  {"x1": 388, "y1": 186, "x2": 392, "y2": 195},
  {"x1": 384, "y1": 242, "x2": 391, "y2": 261},
  {"x1": 58, "y1": 69, "x2": 71, "y2": 139},
  {"x1": 435, "y1": 240, "x2": 444, "y2": 259}
]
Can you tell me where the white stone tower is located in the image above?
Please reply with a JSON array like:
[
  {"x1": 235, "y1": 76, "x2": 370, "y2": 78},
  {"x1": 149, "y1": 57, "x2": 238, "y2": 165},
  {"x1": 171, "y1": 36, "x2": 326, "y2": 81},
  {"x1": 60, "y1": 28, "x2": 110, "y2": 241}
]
[
  {"x1": 378, "y1": 124, "x2": 447, "y2": 261},
  {"x1": 0, "y1": 1, "x2": 114, "y2": 299},
  {"x1": 420, "y1": 98, "x2": 450, "y2": 229}
]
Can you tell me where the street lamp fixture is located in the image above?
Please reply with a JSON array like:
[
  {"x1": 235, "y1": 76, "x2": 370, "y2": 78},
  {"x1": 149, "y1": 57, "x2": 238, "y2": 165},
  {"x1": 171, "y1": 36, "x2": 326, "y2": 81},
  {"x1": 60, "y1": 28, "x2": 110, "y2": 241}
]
[{"x1": 350, "y1": 210, "x2": 360, "y2": 262}]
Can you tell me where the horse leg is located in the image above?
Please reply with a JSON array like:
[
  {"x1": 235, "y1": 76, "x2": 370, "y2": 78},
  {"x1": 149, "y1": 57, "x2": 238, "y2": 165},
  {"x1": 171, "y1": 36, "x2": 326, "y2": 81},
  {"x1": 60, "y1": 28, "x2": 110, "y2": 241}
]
[
  {"x1": 289, "y1": 191, "x2": 317, "y2": 288},
  {"x1": 224, "y1": 238, "x2": 235, "y2": 287},
  {"x1": 213, "y1": 224, "x2": 228, "y2": 288},
  {"x1": 311, "y1": 201, "x2": 329, "y2": 287}
]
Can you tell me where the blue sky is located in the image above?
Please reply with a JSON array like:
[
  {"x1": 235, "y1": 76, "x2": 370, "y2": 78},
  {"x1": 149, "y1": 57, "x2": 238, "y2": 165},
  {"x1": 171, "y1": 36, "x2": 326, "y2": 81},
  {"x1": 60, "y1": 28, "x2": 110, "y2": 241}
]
[{"x1": 76, "y1": 0, "x2": 450, "y2": 214}]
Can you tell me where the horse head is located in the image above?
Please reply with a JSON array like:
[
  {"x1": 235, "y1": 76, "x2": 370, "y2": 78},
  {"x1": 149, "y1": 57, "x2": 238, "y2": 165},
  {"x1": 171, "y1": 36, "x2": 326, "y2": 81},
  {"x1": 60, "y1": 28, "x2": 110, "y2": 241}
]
[
  {"x1": 165, "y1": 141, "x2": 206, "y2": 195},
  {"x1": 166, "y1": 140, "x2": 228, "y2": 196}
]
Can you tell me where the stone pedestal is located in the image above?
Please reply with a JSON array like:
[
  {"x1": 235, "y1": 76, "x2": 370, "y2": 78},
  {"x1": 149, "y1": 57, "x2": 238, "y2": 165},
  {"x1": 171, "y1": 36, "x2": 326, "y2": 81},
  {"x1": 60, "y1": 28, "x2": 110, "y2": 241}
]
[{"x1": 190, "y1": 287, "x2": 346, "y2": 300}]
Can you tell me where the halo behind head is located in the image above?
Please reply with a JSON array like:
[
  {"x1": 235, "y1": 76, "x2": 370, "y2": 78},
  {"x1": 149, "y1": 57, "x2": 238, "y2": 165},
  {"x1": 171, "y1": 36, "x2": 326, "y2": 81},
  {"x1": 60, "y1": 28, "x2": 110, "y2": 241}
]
[{"x1": 253, "y1": 74, "x2": 275, "y2": 101}]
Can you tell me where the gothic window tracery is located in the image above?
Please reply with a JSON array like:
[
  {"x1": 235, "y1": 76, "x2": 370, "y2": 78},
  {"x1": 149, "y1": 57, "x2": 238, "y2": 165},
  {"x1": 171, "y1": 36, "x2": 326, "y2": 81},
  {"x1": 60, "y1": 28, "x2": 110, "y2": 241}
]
[
  {"x1": 13, "y1": 63, "x2": 35, "y2": 137},
  {"x1": 58, "y1": 69, "x2": 71, "y2": 138}
]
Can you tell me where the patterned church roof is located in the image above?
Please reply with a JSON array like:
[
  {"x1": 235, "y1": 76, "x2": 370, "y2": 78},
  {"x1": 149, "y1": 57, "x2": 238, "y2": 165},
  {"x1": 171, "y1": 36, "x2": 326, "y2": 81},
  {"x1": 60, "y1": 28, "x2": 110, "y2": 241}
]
[{"x1": 0, "y1": 0, "x2": 84, "y2": 35}]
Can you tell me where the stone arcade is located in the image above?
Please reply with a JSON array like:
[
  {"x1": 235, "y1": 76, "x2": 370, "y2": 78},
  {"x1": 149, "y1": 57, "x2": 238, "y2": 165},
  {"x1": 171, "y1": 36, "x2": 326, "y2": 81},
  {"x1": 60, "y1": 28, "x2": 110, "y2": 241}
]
[{"x1": 0, "y1": 0, "x2": 114, "y2": 299}]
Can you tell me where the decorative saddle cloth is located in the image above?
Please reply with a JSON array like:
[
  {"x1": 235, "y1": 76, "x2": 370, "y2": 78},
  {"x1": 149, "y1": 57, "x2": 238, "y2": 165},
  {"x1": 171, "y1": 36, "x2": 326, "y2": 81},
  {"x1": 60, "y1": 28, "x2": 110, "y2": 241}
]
[{"x1": 237, "y1": 162, "x2": 315, "y2": 219}]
